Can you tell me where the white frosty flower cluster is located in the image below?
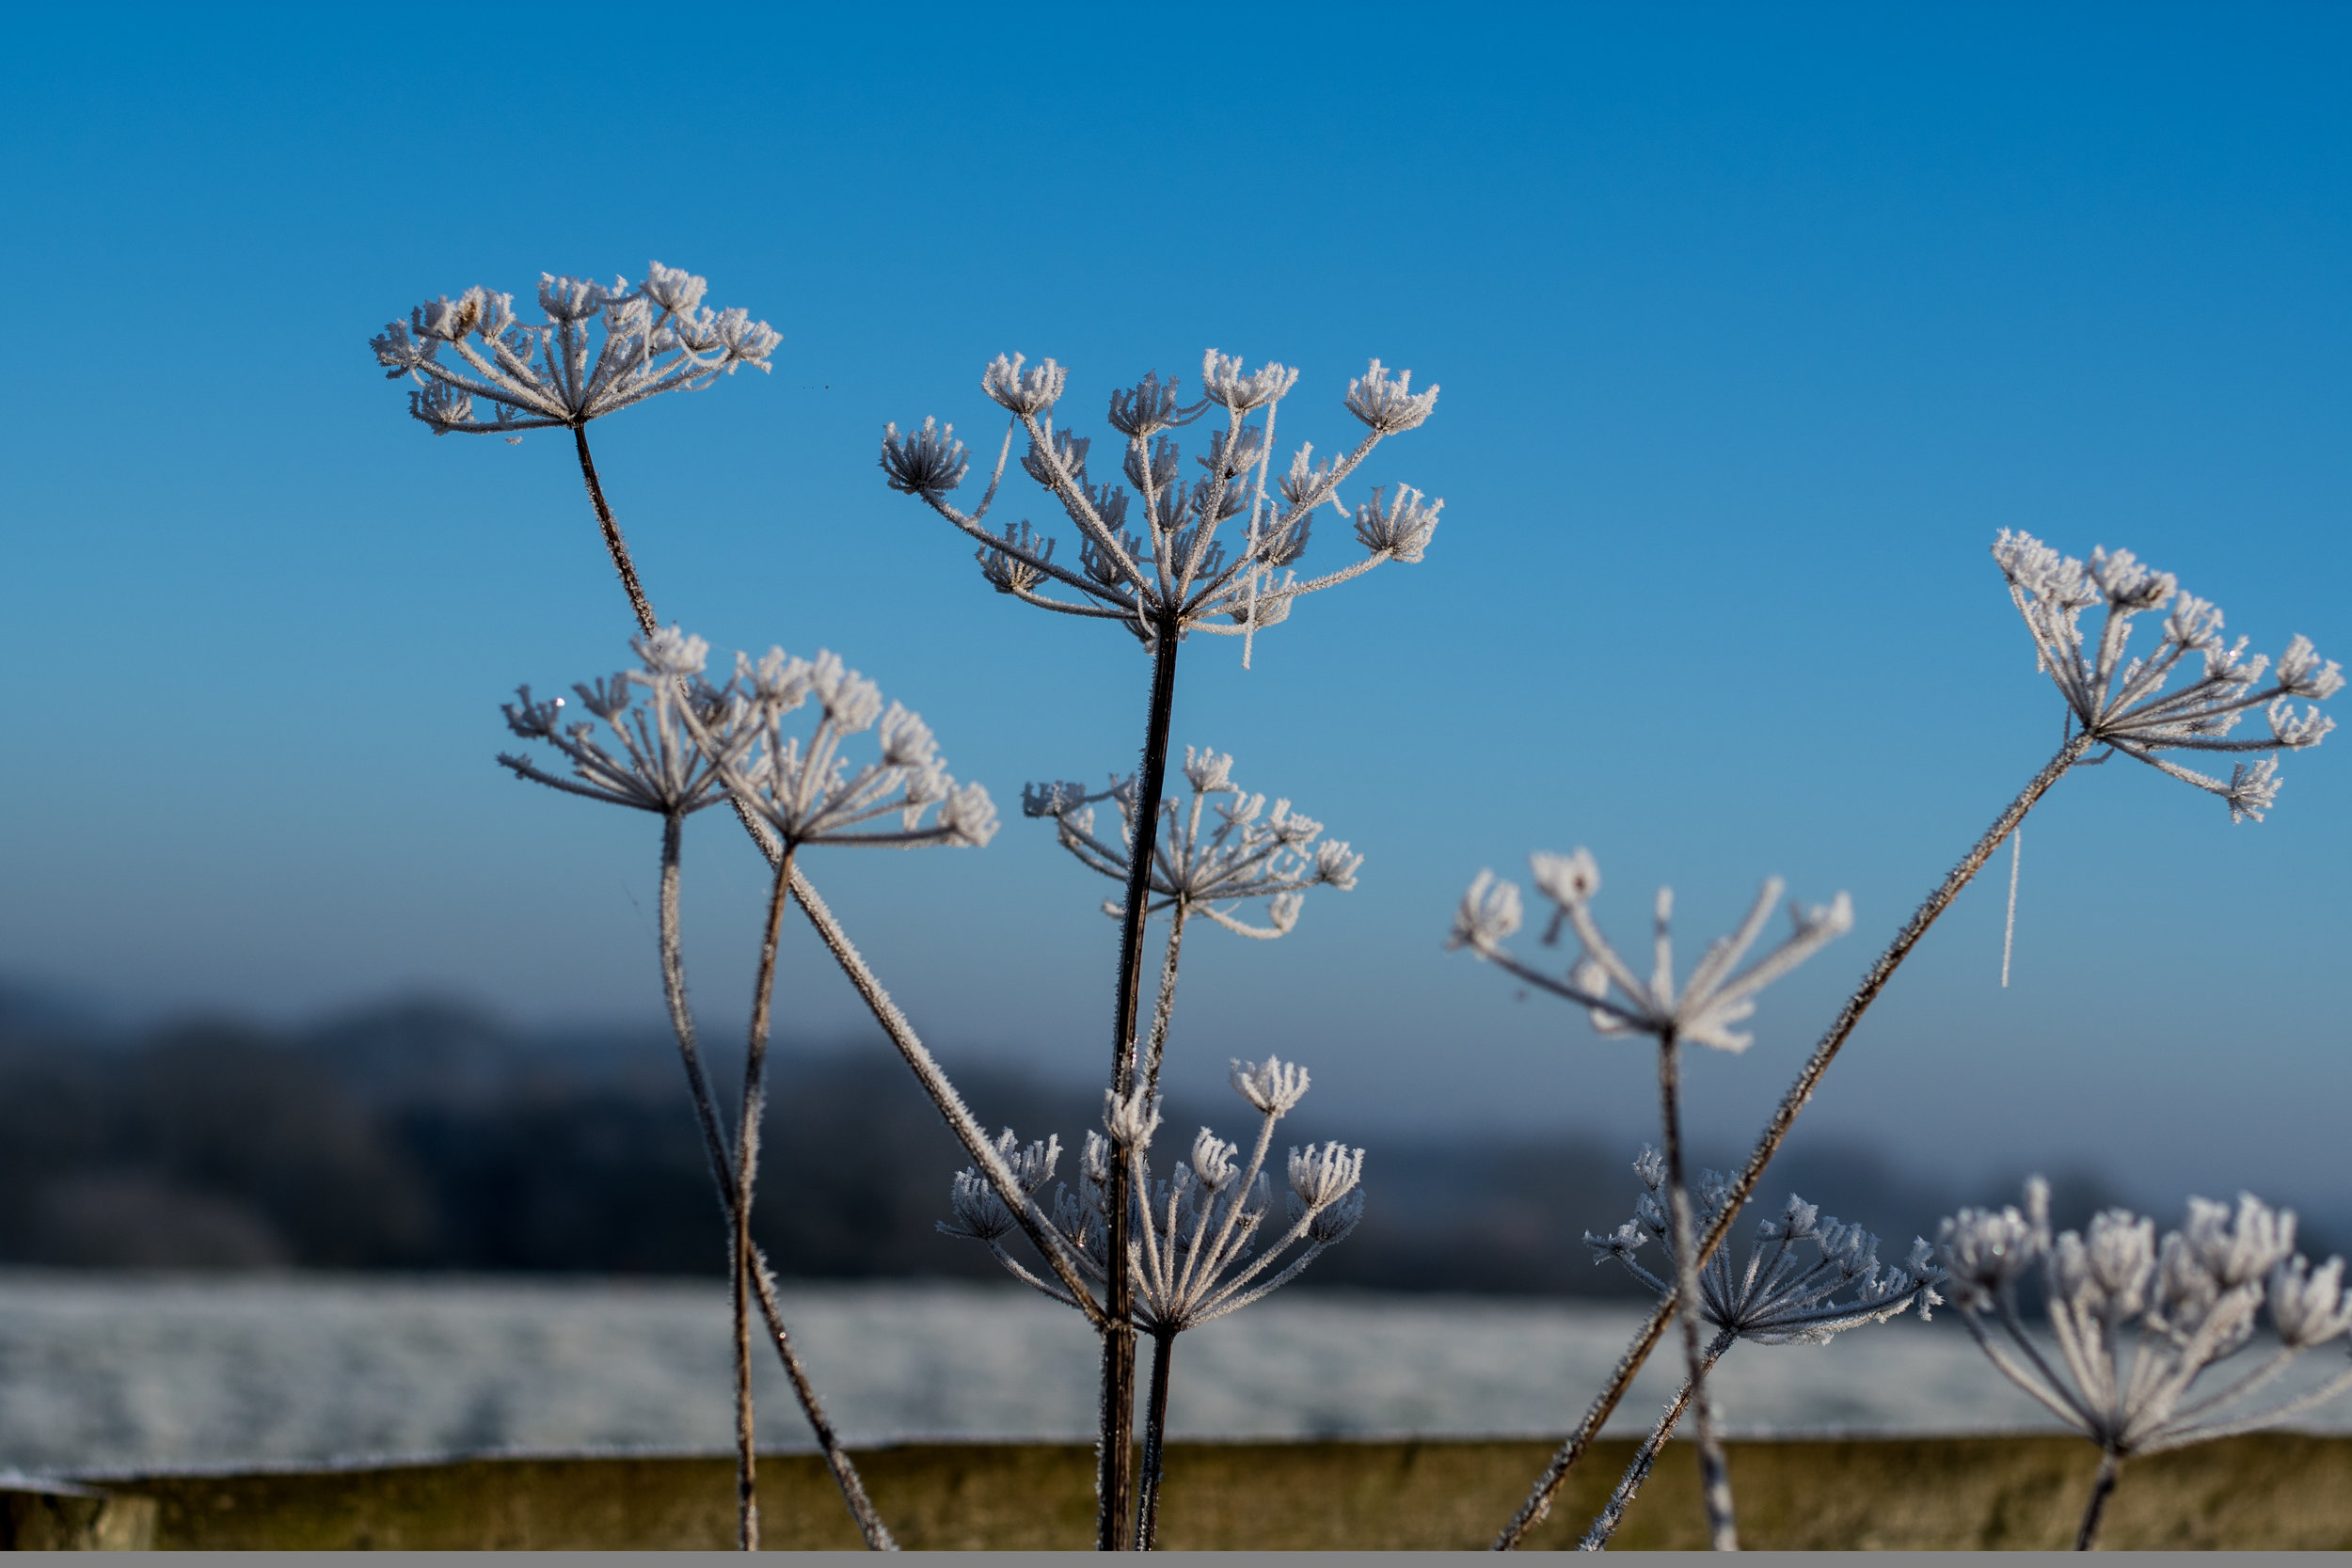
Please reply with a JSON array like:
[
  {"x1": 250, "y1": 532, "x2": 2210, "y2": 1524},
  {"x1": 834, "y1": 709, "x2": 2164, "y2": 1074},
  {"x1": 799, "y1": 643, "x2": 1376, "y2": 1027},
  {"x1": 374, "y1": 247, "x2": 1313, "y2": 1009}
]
[
  {"x1": 1025, "y1": 748, "x2": 1361, "y2": 938},
  {"x1": 371, "y1": 261, "x2": 779, "y2": 436},
  {"x1": 938, "y1": 1056, "x2": 1364, "y2": 1332},
  {"x1": 1939, "y1": 1180, "x2": 2352, "y2": 1456},
  {"x1": 880, "y1": 349, "x2": 1444, "y2": 649},
  {"x1": 499, "y1": 627, "x2": 993, "y2": 849},
  {"x1": 1994, "y1": 530, "x2": 2342, "y2": 821},
  {"x1": 1585, "y1": 1147, "x2": 1941, "y2": 1345},
  {"x1": 1450, "y1": 848, "x2": 1852, "y2": 1053}
]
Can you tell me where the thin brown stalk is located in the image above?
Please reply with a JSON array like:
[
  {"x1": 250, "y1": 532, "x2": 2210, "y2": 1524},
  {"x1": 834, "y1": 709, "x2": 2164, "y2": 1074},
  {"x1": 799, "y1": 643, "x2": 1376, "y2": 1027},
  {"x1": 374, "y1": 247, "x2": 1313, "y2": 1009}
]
[
  {"x1": 1493, "y1": 731, "x2": 2093, "y2": 1549},
  {"x1": 1136, "y1": 1328, "x2": 1178, "y2": 1549},
  {"x1": 729, "y1": 844, "x2": 799, "y2": 1551},
  {"x1": 573, "y1": 422, "x2": 657, "y2": 636},
  {"x1": 1579, "y1": 1328, "x2": 1735, "y2": 1549},
  {"x1": 656, "y1": 817, "x2": 895, "y2": 1549},
  {"x1": 1140, "y1": 911, "x2": 1188, "y2": 1101},
  {"x1": 1657, "y1": 1033, "x2": 1737, "y2": 1550},
  {"x1": 2075, "y1": 1451, "x2": 2122, "y2": 1551}
]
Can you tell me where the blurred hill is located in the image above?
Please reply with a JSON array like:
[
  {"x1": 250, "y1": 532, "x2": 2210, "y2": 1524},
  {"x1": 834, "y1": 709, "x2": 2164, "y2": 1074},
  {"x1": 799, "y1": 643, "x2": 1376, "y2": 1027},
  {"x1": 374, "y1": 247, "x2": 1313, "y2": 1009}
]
[{"x1": 0, "y1": 983, "x2": 2217, "y2": 1291}]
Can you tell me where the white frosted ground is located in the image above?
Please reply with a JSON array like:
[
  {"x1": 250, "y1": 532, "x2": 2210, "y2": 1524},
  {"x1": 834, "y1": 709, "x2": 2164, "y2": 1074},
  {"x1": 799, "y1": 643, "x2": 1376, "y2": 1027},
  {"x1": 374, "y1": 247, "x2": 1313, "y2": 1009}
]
[{"x1": 0, "y1": 1271, "x2": 2344, "y2": 1476}]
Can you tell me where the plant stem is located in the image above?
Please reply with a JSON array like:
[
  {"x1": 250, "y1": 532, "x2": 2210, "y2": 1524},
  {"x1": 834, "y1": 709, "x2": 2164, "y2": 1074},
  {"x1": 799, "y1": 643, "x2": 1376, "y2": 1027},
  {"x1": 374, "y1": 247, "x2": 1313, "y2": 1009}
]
[
  {"x1": 657, "y1": 818, "x2": 895, "y2": 1550},
  {"x1": 1658, "y1": 1033, "x2": 1738, "y2": 1551},
  {"x1": 1579, "y1": 1329, "x2": 1735, "y2": 1550},
  {"x1": 1140, "y1": 911, "x2": 1188, "y2": 1101},
  {"x1": 1099, "y1": 612, "x2": 1184, "y2": 1549},
  {"x1": 1136, "y1": 1328, "x2": 1178, "y2": 1550},
  {"x1": 573, "y1": 422, "x2": 657, "y2": 637},
  {"x1": 2075, "y1": 1451, "x2": 2122, "y2": 1551},
  {"x1": 729, "y1": 844, "x2": 799, "y2": 1552},
  {"x1": 1492, "y1": 731, "x2": 2092, "y2": 1549}
]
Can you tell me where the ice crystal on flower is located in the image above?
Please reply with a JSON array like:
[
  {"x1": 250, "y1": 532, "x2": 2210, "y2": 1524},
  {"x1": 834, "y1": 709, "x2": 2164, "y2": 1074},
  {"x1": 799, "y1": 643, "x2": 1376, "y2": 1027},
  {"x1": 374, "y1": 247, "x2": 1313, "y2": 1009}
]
[
  {"x1": 496, "y1": 626, "x2": 755, "y2": 817},
  {"x1": 1453, "y1": 849, "x2": 1851, "y2": 1053},
  {"x1": 371, "y1": 261, "x2": 777, "y2": 436},
  {"x1": 1993, "y1": 531, "x2": 2341, "y2": 819}
]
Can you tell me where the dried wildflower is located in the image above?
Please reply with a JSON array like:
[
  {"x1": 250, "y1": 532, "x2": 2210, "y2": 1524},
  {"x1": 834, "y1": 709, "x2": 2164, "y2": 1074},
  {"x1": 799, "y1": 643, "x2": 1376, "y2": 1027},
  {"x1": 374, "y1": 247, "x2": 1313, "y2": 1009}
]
[
  {"x1": 939, "y1": 1055, "x2": 1364, "y2": 1547},
  {"x1": 370, "y1": 262, "x2": 779, "y2": 436},
  {"x1": 496, "y1": 626, "x2": 752, "y2": 816},
  {"x1": 1994, "y1": 531, "x2": 2341, "y2": 821},
  {"x1": 1940, "y1": 1180, "x2": 2352, "y2": 1548},
  {"x1": 1579, "y1": 1148, "x2": 1941, "y2": 1548}
]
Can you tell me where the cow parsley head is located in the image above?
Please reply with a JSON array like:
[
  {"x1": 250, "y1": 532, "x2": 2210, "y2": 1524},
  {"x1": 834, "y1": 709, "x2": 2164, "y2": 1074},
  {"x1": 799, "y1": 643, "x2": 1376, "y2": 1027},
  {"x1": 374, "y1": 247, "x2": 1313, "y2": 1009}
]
[
  {"x1": 1993, "y1": 531, "x2": 2341, "y2": 821},
  {"x1": 1450, "y1": 848, "x2": 1852, "y2": 1053},
  {"x1": 881, "y1": 350, "x2": 1445, "y2": 658},
  {"x1": 370, "y1": 261, "x2": 779, "y2": 437},
  {"x1": 1939, "y1": 1180, "x2": 2352, "y2": 1456},
  {"x1": 1585, "y1": 1147, "x2": 1940, "y2": 1345},
  {"x1": 1024, "y1": 748, "x2": 1361, "y2": 939},
  {"x1": 497, "y1": 626, "x2": 754, "y2": 816}
]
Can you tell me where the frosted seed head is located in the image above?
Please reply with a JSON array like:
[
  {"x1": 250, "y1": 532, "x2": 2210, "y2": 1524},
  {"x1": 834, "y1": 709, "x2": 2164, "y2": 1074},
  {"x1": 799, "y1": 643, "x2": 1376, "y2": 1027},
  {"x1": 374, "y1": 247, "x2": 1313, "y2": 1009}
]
[
  {"x1": 939, "y1": 781, "x2": 998, "y2": 847},
  {"x1": 1023, "y1": 779, "x2": 1091, "y2": 818},
  {"x1": 1343, "y1": 358, "x2": 1439, "y2": 434},
  {"x1": 2270, "y1": 1255, "x2": 2352, "y2": 1348},
  {"x1": 881, "y1": 418, "x2": 971, "y2": 497},
  {"x1": 1104, "y1": 1085, "x2": 1162, "y2": 1151},
  {"x1": 1450, "y1": 872, "x2": 1523, "y2": 950},
  {"x1": 1938, "y1": 1181, "x2": 2054, "y2": 1307},
  {"x1": 1632, "y1": 1146, "x2": 1667, "y2": 1192},
  {"x1": 1200, "y1": 349, "x2": 1298, "y2": 412},
  {"x1": 2225, "y1": 756, "x2": 2283, "y2": 822},
  {"x1": 1314, "y1": 839, "x2": 1362, "y2": 890},
  {"x1": 642, "y1": 261, "x2": 707, "y2": 317},
  {"x1": 537, "y1": 273, "x2": 611, "y2": 323},
  {"x1": 1231, "y1": 1055, "x2": 1311, "y2": 1116},
  {"x1": 371, "y1": 319, "x2": 434, "y2": 373},
  {"x1": 1190, "y1": 1129, "x2": 1239, "y2": 1191},
  {"x1": 1278, "y1": 444, "x2": 1336, "y2": 509},
  {"x1": 501, "y1": 686, "x2": 565, "y2": 739},
  {"x1": 1183, "y1": 747, "x2": 1237, "y2": 793},
  {"x1": 575, "y1": 674, "x2": 634, "y2": 721},
  {"x1": 740, "y1": 647, "x2": 815, "y2": 711},
  {"x1": 1352, "y1": 485, "x2": 1444, "y2": 563},
  {"x1": 1105, "y1": 370, "x2": 1194, "y2": 436},
  {"x1": 1266, "y1": 892, "x2": 1304, "y2": 933},
  {"x1": 1288, "y1": 1141, "x2": 1364, "y2": 1208},
  {"x1": 1309, "y1": 1186, "x2": 1366, "y2": 1244},
  {"x1": 877, "y1": 704, "x2": 938, "y2": 769},
  {"x1": 634, "y1": 625, "x2": 710, "y2": 679},
  {"x1": 2088, "y1": 546, "x2": 2176, "y2": 612},
  {"x1": 2184, "y1": 1193, "x2": 2296, "y2": 1288},
  {"x1": 939, "y1": 1167, "x2": 1016, "y2": 1241},
  {"x1": 1529, "y1": 848, "x2": 1601, "y2": 907},
  {"x1": 1585, "y1": 1219, "x2": 1648, "y2": 1263},
  {"x1": 2278, "y1": 634, "x2": 2345, "y2": 700},
  {"x1": 981, "y1": 353, "x2": 1066, "y2": 416}
]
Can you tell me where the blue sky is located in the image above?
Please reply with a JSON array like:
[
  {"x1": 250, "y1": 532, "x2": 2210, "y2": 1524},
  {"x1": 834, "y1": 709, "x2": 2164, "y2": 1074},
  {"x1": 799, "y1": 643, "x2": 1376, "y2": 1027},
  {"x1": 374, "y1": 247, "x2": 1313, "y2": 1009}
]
[{"x1": 4, "y1": 4, "x2": 2348, "y2": 1204}]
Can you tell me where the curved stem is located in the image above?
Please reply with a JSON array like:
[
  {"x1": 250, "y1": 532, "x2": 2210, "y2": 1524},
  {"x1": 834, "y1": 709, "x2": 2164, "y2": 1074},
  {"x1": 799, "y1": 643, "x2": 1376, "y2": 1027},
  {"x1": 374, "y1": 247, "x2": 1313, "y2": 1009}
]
[
  {"x1": 1659, "y1": 1034, "x2": 1738, "y2": 1551},
  {"x1": 1580, "y1": 1329, "x2": 1736, "y2": 1550},
  {"x1": 2075, "y1": 1450, "x2": 2122, "y2": 1550},
  {"x1": 656, "y1": 820, "x2": 894, "y2": 1549},
  {"x1": 1100, "y1": 613, "x2": 1184, "y2": 1549},
  {"x1": 1494, "y1": 732, "x2": 2092, "y2": 1550},
  {"x1": 1141, "y1": 911, "x2": 1188, "y2": 1101},
  {"x1": 730, "y1": 844, "x2": 799, "y2": 1551},
  {"x1": 1136, "y1": 1328, "x2": 1178, "y2": 1550},
  {"x1": 573, "y1": 421, "x2": 657, "y2": 636}
]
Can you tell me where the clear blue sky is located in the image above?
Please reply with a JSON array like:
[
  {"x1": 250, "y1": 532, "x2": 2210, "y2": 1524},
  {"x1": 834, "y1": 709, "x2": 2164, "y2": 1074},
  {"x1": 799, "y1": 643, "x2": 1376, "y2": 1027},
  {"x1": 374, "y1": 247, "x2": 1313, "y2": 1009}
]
[{"x1": 4, "y1": 4, "x2": 2347, "y2": 1206}]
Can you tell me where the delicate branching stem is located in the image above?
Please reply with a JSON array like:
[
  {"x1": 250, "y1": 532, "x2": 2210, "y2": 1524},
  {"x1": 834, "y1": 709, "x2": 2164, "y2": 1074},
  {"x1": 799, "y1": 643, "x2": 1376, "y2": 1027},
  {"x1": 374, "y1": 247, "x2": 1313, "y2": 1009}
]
[
  {"x1": 656, "y1": 818, "x2": 895, "y2": 1550},
  {"x1": 2001, "y1": 825, "x2": 2022, "y2": 988},
  {"x1": 1493, "y1": 731, "x2": 2092, "y2": 1549},
  {"x1": 1658, "y1": 1033, "x2": 1738, "y2": 1551},
  {"x1": 2076, "y1": 1451, "x2": 2122, "y2": 1551},
  {"x1": 1100, "y1": 612, "x2": 1184, "y2": 1548},
  {"x1": 1141, "y1": 911, "x2": 1188, "y2": 1101},
  {"x1": 573, "y1": 422, "x2": 657, "y2": 636},
  {"x1": 1580, "y1": 1329, "x2": 1735, "y2": 1550},
  {"x1": 730, "y1": 844, "x2": 799, "y2": 1551},
  {"x1": 1136, "y1": 1328, "x2": 1178, "y2": 1550}
]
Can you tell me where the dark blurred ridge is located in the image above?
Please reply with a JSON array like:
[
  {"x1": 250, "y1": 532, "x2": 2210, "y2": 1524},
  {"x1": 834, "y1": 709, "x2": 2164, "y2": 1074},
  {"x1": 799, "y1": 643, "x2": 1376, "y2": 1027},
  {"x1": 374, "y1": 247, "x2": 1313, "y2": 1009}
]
[{"x1": 0, "y1": 982, "x2": 2241, "y2": 1291}]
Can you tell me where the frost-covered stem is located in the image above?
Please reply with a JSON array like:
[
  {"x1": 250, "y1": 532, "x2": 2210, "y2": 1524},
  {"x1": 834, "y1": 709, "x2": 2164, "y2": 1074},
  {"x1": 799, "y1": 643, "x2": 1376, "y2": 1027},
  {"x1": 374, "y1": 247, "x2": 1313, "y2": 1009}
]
[
  {"x1": 1493, "y1": 732, "x2": 2092, "y2": 1550},
  {"x1": 1101, "y1": 611, "x2": 1184, "y2": 1549},
  {"x1": 1579, "y1": 1328, "x2": 1736, "y2": 1551},
  {"x1": 2075, "y1": 1451, "x2": 2122, "y2": 1550},
  {"x1": 656, "y1": 819, "x2": 894, "y2": 1551},
  {"x1": 730, "y1": 844, "x2": 798, "y2": 1551},
  {"x1": 1141, "y1": 911, "x2": 1188, "y2": 1101},
  {"x1": 1136, "y1": 1327, "x2": 1178, "y2": 1550},
  {"x1": 571, "y1": 422, "x2": 656, "y2": 637},
  {"x1": 2000, "y1": 825, "x2": 2022, "y2": 988},
  {"x1": 1659, "y1": 1033, "x2": 1738, "y2": 1551}
]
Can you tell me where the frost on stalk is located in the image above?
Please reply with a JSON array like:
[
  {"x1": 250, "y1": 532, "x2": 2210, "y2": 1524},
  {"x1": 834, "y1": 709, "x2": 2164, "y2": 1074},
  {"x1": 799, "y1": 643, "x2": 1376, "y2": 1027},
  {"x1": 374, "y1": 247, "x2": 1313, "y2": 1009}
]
[
  {"x1": 880, "y1": 348, "x2": 1448, "y2": 656},
  {"x1": 700, "y1": 647, "x2": 996, "y2": 849},
  {"x1": 497, "y1": 626, "x2": 754, "y2": 816},
  {"x1": 370, "y1": 261, "x2": 779, "y2": 436},
  {"x1": 1449, "y1": 847, "x2": 1853, "y2": 1053},
  {"x1": 1026, "y1": 747, "x2": 1361, "y2": 938},
  {"x1": 1587, "y1": 1148, "x2": 1941, "y2": 1344},
  {"x1": 1939, "y1": 1181, "x2": 2352, "y2": 1457},
  {"x1": 937, "y1": 1056, "x2": 1365, "y2": 1332},
  {"x1": 1993, "y1": 531, "x2": 2342, "y2": 820}
]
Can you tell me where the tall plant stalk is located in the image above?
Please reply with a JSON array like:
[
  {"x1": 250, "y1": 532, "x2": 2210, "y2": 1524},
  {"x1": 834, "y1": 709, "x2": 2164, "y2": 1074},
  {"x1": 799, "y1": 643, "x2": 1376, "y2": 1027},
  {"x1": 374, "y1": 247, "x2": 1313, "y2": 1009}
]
[
  {"x1": 1491, "y1": 732, "x2": 2091, "y2": 1549},
  {"x1": 1136, "y1": 1328, "x2": 1179, "y2": 1548},
  {"x1": 1655, "y1": 1033, "x2": 1736, "y2": 1550},
  {"x1": 1579, "y1": 1329, "x2": 1734, "y2": 1550},
  {"x1": 2075, "y1": 1453, "x2": 2122, "y2": 1551},
  {"x1": 573, "y1": 424, "x2": 658, "y2": 637}
]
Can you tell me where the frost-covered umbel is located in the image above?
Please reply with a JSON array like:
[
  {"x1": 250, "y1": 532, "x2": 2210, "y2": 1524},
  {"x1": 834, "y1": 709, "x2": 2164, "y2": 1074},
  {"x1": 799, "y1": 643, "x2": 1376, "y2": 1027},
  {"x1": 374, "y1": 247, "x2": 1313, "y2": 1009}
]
[
  {"x1": 939, "y1": 1056, "x2": 1365, "y2": 1332},
  {"x1": 880, "y1": 350, "x2": 1444, "y2": 653},
  {"x1": 1450, "y1": 848, "x2": 1853, "y2": 1053},
  {"x1": 497, "y1": 626, "x2": 752, "y2": 816},
  {"x1": 370, "y1": 261, "x2": 779, "y2": 436},
  {"x1": 695, "y1": 646, "x2": 997, "y2": 850},
  {"x1": 1025, "y1": 748, "x2": 1362, "y2": 939},
  {"x1": 1939, "y1": 1180, "x2": 2352, "y2": 1458},
  {"x1": 1588, "y1": 1148, "x2": 1941, "y2": 1343},
  {"x1": 1994, "y1": 531, "x2": 2342, "y2": 821}
]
